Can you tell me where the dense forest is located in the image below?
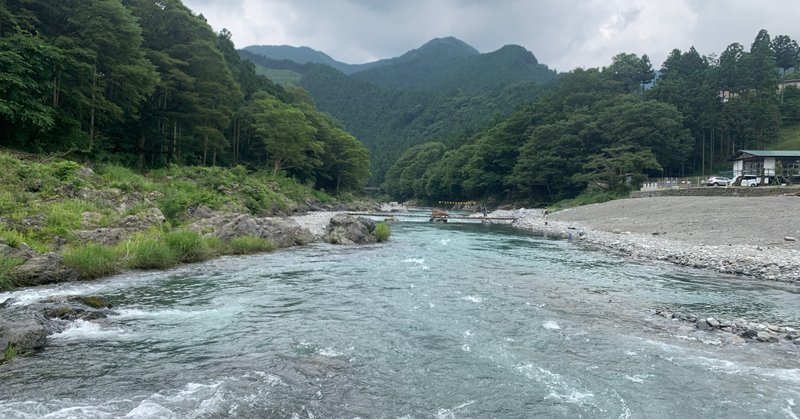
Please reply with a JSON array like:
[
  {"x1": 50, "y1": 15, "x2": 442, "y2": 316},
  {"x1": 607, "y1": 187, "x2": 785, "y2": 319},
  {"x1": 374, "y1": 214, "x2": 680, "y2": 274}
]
[
  {"x1": 243, "y1": 38, "x2": 557, "y2": 184},
  {"x1": 382, "y1": 30, "x2": 800, "y2": 205},
  {"x1": 0, "y1": 0, "x2": 370, "y2": 194}
]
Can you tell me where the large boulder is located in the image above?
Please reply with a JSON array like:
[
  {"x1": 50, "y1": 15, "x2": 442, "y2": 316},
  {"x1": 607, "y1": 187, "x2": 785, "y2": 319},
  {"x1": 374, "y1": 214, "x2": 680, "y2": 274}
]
[
  {"x1": 0, "y1": 319, "x2": 47, "y2": 355},
  {"x1": 324, "y1": 215, "x2": 377, "y2": 245},
  {"x1": 188, "y1": 212, "x2": 314, "y2": 248},
  {"x1": 0, "y1": 243, "x2": 78, "y2": 286}
]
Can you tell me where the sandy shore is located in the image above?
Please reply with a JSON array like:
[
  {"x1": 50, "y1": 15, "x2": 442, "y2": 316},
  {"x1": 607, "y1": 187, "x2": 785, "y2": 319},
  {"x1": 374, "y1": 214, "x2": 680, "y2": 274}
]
[{"x1": 509, "y1": 196, "x2": 800, "y2": 283}]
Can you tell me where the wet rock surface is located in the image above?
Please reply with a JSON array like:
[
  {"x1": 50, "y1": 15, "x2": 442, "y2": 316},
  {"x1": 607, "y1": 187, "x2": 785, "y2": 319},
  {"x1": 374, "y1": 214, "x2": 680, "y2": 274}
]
[
  {"x1": 654, "y1": 308, "x2": 799, "y2": 344},
  {"x1": 323, "y1": 215, "x2": 377, "y2": 245}
]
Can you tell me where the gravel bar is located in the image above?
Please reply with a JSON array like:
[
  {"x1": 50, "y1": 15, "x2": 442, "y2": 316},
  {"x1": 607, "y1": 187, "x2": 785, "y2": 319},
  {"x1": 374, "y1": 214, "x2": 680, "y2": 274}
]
[{"x1": 510, "y1": 196, "x2": 800, "y2": 284}]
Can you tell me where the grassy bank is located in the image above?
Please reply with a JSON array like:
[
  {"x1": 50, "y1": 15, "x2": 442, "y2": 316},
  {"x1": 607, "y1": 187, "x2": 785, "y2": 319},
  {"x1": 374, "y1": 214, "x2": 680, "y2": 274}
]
[{"x1": 0, "y1": 150, "x2": 350, "y2": 289}]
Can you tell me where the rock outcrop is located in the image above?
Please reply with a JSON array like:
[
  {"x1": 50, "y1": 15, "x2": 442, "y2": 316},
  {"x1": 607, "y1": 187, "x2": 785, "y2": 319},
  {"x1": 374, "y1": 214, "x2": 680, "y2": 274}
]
[
  {"x1": 75, "y1": 207, "x2": 167, "y2": 246},
  {"x1": 323, "y1": 215, "x2": 377, "y2": 245},
  {"x1": 0, "y1": 241, "x2": 78, "y2": 286},
  {"x1": 188, "y1": 207, "x2": 313, "y2": 247}
]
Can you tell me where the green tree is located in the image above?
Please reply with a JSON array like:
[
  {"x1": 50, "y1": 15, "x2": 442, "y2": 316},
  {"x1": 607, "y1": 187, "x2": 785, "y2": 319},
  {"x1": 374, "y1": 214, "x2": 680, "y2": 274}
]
[
  {"x1": 772, "y1": 35, "x2": 799, "y2": 77},
  {"x1": 605, "y1": 53, "x2": 655, "y2": 93},
  {"x1": 574, "y1": 145, "x2": 662, "y2": 194},
  {"x1": 245, "y1": 92, "x2": 321, "y2": 176}
]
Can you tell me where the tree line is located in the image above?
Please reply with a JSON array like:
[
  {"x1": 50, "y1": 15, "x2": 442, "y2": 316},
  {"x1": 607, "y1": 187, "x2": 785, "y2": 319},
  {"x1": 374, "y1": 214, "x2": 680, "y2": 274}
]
[
  {"x1": 0, "y1": 0, "x2": 370, "y2": 194},
  {"x1": 384, "y1": 29, "x2": 800, "y2": 204}
]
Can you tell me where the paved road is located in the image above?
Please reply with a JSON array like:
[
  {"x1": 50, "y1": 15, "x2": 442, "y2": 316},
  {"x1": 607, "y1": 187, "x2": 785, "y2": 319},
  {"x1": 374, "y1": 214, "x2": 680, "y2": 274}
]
[{"x1": 550, "y1": 196, "x2": 800, "y2": 247}]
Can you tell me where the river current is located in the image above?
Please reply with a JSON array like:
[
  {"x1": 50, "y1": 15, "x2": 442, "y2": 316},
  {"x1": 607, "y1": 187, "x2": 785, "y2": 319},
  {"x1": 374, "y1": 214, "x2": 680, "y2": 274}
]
[{"x1": 1, "y1": 220, "x2": 799, "y2": 418}]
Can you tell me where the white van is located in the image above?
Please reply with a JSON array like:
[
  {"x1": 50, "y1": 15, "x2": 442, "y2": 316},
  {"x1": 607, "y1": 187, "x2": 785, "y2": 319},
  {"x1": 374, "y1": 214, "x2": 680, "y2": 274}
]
[{"x1": 734, "y1": 174, "x2": 770, "y2": 187}]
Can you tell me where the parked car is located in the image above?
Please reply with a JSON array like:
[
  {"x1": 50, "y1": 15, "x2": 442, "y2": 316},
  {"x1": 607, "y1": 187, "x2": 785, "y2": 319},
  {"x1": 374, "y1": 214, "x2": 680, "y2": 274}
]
[
  {"x1": 733, "y1": 174, "x2": 771, "y2": 187},
  {"x1": 705, "y1": 176, "x2": 731, "y2": 186}
]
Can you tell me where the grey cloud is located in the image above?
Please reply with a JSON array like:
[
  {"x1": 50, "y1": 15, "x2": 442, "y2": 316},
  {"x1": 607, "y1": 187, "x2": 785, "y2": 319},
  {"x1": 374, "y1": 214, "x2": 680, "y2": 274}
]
[{"x1": 183, "y1": 0, "x2": 799, "y2": 71}]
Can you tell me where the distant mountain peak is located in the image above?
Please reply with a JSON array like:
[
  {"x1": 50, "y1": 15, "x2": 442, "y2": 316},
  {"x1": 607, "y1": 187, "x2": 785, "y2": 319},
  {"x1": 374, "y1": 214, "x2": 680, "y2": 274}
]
[{"x1": 419, "y1": 36, "x2": 480, "y2": 54}]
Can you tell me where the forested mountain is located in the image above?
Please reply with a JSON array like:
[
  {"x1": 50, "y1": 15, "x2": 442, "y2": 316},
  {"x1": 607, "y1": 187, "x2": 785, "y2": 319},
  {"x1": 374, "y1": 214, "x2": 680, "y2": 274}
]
[
  {"x1": 351, "y1": 38, "x2": 555, "y2": 93},
  {"x1": 384, "y1": 31, "x2": 800, "y2": 205},
  {"x1": 242, "y1": 37, "x2": 557, "y2": 183},
  {"x1": 0, "y1": 0, "x2": 370, "y2": 194},
  {"x1": 242, "y1": 45, "x2": 385, "y2": 75}
]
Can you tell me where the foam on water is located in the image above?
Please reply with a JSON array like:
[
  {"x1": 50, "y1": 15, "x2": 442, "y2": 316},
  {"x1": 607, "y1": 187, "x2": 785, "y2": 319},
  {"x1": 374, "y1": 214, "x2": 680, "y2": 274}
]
[
  {"x1": 542, "y1": 320, "x2": 561, "y2": 330},
  {"x1": 784, "y1": 399, "x2": 799, "y2": 419},
  {"x1": 403, "y1": 258, "x2": 430, "y2": 270},
  {"x1": 318, "y1": 347, "x2": 345, "y2": 357},
  {"x1": 461, "y1": 296, "x2": 482, "y2": 303},
  {"x1": 50, "y1": 320, "x2": 128, "y2": 341},
  {"x1": 516, "y1": 364, "x2": 595, "y2": 407},
  {"x1": 110, "y1": 308, "x2": 215, "y2": 321},
  {"x1": 436, "y1": 400, "x2": 475, "y2": 418},
  {"x1": 624, "y1": 374, "x2": 651, "y2": 384}
]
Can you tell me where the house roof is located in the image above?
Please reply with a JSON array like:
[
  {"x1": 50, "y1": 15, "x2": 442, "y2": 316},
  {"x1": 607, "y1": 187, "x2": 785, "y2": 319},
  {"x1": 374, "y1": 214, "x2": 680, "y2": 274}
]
[{"x1": 729, "y1": 150, "x2": 800, "y2": 161}]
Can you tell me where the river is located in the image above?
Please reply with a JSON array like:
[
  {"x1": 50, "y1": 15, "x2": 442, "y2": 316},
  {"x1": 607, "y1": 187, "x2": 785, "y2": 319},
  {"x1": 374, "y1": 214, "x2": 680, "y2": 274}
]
[{"x1": 0, "y1": 220, "x2": 799, "y2": 418}]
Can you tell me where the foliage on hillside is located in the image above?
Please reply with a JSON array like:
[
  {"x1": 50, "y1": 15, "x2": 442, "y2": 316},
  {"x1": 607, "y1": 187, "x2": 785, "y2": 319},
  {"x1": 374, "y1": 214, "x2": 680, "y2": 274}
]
[
  {"x1": 242, "y1": 38, "x2": 556, "y2": 184},
  {"x1": 384, "y1": 31, "x2": 800, "y2": 205},
  {"x1": 0, "y1": 0, "x2": 370, "y2": 194}
]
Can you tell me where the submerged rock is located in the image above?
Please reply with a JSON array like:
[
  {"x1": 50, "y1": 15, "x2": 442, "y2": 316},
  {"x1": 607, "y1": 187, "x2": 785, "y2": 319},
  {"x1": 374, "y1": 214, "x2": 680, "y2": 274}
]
[{"x1": 324, "y1": 215, "x2": 377, "y2": 245}]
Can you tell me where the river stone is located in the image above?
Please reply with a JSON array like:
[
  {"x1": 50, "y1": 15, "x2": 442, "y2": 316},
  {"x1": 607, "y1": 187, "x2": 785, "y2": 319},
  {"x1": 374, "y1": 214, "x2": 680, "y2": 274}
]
[
  {"x1": 0, "y1": 319, "x2": 46, "y2": 352},
  {"x1": 756, "y1": 331, "x2": 778, "y2": 343},
  {"x1": 696, "y1": 320, "x2": 714, "y2": 331},
  {"x1": 324, "y1": 215, "x2": 377, "y2": 245},
  {"x1": 706, "y1": 317, "x2": 720, "y2": 328},
  {"x1": 784, "y1": 237, "x2": 797, "y2": 242}
]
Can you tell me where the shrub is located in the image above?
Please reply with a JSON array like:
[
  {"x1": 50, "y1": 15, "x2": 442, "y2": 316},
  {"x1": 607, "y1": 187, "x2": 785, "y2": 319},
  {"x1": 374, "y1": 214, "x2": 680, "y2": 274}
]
[
  {"x1": 163, "y1": 229, "x2": 211, "y2": 263},
  {"x1": 227, "y1": 235, "x2": 277, "y2": 255},
  {"x1": 121, "y1": 237, "x2": 177, "y2": 270},
  {"x1": 62, "y1": 244, "x2": 120, "y2": 279},
  {"x1": 50, "y1": 160, "x2": 82, "y2": 181},
  {"x1": 373, "y1": 222, "x2": 391, "y2": 242},
  {"x1": 0, "y1": 256, "x2": 23, "y2": 291}
]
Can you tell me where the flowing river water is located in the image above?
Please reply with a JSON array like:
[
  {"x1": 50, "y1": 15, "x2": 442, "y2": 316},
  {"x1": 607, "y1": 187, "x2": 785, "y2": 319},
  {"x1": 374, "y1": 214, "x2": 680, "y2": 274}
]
[{"x1": 1, "y1": 219, "x2": 799, "y2": 418}]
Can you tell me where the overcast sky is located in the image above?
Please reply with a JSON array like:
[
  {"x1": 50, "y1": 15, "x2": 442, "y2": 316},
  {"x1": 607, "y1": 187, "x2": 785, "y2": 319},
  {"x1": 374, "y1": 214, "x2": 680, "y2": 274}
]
[{"x1": 183, "y1": 0, "x2": 799, "y2": 71}]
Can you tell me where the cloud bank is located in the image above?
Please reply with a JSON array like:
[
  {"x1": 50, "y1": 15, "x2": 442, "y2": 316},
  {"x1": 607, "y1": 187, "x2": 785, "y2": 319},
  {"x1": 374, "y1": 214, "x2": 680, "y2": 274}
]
[{"x1": 184, "y1": 0, "x2": 799, "y2": 71}]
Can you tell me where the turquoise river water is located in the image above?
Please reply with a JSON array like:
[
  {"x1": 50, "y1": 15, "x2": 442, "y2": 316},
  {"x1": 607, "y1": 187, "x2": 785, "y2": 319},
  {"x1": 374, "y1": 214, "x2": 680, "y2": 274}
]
[{"x1": 0, "y1": 220, "x2": 799, "y2": 418}]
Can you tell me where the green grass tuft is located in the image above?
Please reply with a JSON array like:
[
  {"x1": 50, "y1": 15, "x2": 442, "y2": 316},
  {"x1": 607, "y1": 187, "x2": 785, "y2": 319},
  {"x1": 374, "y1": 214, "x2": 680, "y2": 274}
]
[
  {"x1": 373, "y1": 222, "x2": 391, "y2": 242},
  {"x1": 227, "y1": 235, "x2": 277, "y2": 255},
  {"x1": 62, "y1": 244, "x2": 120, "y2": 279},
  {"x1": 2, "y1": 343, "x2": 17, "y2": 364},
  {"x1": 119, "y1": 236, "x2": 177, "y2": 270},
  {"x1": 0, "y1": 256, "x2": 24, "y2": 291},
  {"x1": 163, "y1": 229, "x2": 211, "y2": 263}
]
